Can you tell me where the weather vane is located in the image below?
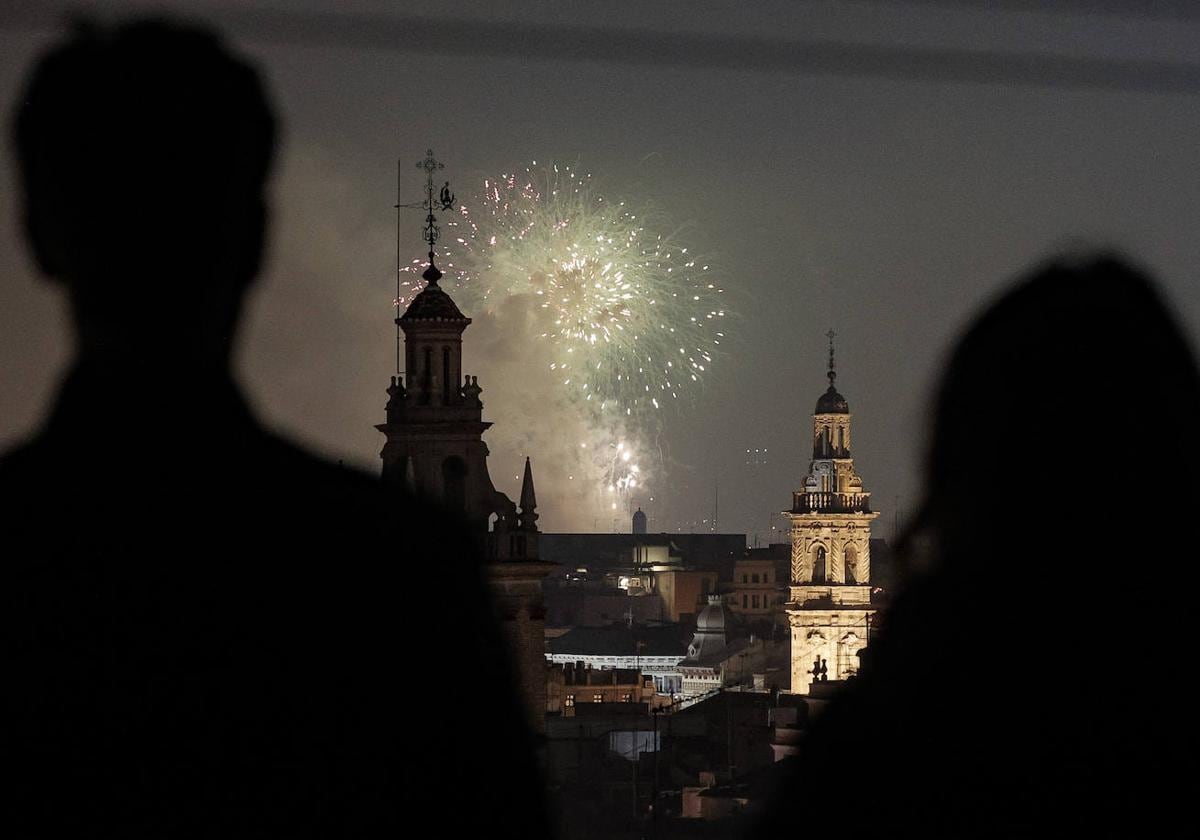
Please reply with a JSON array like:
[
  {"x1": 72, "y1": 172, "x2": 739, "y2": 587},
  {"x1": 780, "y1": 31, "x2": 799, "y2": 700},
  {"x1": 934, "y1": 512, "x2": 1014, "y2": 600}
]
[
  {"x1": 393, "y1": 148, "x2": 456, "y2": 373},
  {"x1": 414, "y1": 148, "x2": 455, "y2": 282}
]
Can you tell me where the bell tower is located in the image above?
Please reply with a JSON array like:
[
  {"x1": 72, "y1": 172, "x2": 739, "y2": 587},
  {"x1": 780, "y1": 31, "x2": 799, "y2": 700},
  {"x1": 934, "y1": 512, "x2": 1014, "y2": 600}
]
[
  {"x1": 377, "y1": 150, "x2": 553, "y2": 734},
  {"x1": 377, "y1": 150, "x2": 501, "y2": 530},
  {"x1": 786, "y1": 331, "x2": 879, "y2": 694}
]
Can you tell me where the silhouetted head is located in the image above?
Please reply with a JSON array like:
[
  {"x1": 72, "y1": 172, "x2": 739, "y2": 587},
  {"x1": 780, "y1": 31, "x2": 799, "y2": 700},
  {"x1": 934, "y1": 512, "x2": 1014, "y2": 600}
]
[
  {"x1": 910, "y1": 255, "x2": 1200, "y2": 582},
  {"x1": 12, "y1": 19, "x2": 275, "y2": 367}
]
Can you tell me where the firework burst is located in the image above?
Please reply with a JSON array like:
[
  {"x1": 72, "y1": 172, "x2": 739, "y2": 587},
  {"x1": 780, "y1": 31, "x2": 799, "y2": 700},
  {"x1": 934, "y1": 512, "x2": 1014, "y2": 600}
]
[{"x1": 400, "y1": 162, "x2": 725, "y2": 422}]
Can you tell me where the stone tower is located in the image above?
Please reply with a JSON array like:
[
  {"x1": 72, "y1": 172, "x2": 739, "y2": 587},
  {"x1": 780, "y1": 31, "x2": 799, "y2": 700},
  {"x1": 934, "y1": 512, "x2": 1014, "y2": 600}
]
[
  {"x1": 378, "y1": 264, "x2": 552, "y2": 734},
  {"x1": 377, "y1": 270, "x2": 496, "y2": 530},
  {"x1": 786, "y1": 335, "x2": 879, "y2": 694}
]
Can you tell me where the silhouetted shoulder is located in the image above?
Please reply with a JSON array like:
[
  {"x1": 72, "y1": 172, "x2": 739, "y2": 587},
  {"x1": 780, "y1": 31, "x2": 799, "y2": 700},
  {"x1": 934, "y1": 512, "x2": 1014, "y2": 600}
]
[{"x1": 0, "y1": 410, "x2": 521, "y2": 834}]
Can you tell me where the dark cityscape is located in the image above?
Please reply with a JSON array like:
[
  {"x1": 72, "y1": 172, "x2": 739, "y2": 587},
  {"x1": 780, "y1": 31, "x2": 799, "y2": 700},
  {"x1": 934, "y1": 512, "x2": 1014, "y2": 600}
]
[{"x1": 1, "y1": 2, "x2": 1197, "y2": 837}]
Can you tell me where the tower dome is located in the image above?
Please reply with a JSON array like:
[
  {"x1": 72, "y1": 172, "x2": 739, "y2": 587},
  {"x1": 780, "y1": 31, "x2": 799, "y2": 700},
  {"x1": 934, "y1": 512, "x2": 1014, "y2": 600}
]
[
  {"x1": 399, "y1": 277, "x2": 469, "y2": 323},
  {"x1": 695, "y1": 594, "x2": 729, "y2": 635},
  {"x1": 815, "y1": 385, "x2": 849, "y2": 414}
]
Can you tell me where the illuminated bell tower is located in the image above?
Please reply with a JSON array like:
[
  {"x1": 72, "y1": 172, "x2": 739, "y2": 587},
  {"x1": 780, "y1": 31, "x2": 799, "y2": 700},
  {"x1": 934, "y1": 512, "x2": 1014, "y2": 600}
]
[{"x1": 786, "y1": 331, "x2": 879, "y2": 694}]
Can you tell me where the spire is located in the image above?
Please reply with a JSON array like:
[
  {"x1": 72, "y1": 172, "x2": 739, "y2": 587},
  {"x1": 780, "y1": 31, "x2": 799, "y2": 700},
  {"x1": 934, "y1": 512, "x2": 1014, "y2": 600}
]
[
  {"x1": 416, "y1": 149, "x2": 454, "y2": 284},
  {"x1": 826, "y1": 328, "x2": 837, "y2": 389},
  {"x1": 815, "y1": 328, "x2": 849, "y2": 414},
  {"x1": 519, "y1": 456, "x2": 539, "y2": 531},
  {"x1": 393, "y1": 149, "x2": 455, "y2": 373}
]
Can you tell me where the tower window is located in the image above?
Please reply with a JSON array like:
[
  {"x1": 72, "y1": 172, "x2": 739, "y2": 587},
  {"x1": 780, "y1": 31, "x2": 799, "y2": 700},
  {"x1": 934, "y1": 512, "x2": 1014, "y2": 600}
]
[
  {"x1": 813, "y1": 546, "x2": 827, "y2": 583},
  {"x1": 442, "y1": 347, "x2": 451, "y2": 405},
  {"x1": 845, "y1": 545, "x2": 859, "y2": 585},
  {"x1": 421, "y1": 347, "x2": 432, "y2": 404},
  {"x1": 442, "y1": 456, "x2": 467, "y2": 512}
]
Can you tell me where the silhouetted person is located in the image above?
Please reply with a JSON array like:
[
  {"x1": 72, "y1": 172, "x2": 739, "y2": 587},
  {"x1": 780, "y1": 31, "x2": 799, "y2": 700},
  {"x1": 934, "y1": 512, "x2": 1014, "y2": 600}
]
[
  {"x1": 2, "y1": 20, "x2": 545, "y2": 837},
  {"x1": 753, "y1": 255, "x2": 1200, "y2": 836}
]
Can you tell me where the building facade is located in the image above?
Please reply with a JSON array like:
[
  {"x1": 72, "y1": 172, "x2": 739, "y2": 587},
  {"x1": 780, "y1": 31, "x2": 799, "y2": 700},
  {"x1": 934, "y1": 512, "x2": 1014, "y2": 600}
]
[
  {"x1": 786, "y1": 342, "x2": 879, "y2": 694},
  {"x1": 546, "y1": 662, "x2": 658, "y2": 716},
  {"x1": 726, "y1": 557, "x2": 785, "y2": 619}
]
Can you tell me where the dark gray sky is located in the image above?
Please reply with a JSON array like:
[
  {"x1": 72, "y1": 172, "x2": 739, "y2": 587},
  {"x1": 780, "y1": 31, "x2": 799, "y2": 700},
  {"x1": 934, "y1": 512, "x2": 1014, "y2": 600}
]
[{"x1": 3, "y1": 0, "x2": 1199, "y2": 539}]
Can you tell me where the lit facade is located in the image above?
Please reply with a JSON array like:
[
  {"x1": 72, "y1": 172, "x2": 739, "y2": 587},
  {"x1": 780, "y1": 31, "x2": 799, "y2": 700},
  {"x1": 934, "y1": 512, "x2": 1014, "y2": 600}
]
[{"x1": 786, "y1": 344, "x2": 879, "y2": 694}]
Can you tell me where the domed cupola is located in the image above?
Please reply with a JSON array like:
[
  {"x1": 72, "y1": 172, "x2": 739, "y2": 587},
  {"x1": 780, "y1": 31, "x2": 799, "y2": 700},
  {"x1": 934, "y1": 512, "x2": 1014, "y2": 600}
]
[
  {"x1": 686, "y1": 595, "x2": 736, "y2": 661},
  {"x1": 399, "y1": 270, "x2": 470, "y2": 324},
  {"x1": 816, "y1": 383, "x2": 849, "y2": 415}
]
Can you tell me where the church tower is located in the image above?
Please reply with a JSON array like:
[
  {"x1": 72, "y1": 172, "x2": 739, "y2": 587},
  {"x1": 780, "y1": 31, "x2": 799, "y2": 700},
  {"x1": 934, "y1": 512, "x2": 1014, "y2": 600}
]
[
  {"x1": 786, "y1": 332, "x2": 879, "y2": 694},
  {"x1": 378, "y1": 151, "x2": 553, "y2": 733},
  {"x1": 377, "y1": 269, "x2": 500, "y2": 531}
]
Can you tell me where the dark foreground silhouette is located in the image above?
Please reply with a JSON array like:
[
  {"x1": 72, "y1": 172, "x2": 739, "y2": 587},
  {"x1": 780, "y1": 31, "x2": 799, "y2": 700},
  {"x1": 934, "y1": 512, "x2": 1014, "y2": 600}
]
[
  {"x1": 753, "y1": 256, "x2": 1200, "y2": 837},
  {"x1": 2, "y1": 20, "x2": 545, "y2": 836}
]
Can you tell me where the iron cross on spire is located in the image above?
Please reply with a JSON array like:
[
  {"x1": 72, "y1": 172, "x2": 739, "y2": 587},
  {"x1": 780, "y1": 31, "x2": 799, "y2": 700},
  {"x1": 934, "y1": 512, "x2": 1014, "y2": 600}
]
[{"x1": 826, "y1": 328, "x2": 837, "y2": 386}]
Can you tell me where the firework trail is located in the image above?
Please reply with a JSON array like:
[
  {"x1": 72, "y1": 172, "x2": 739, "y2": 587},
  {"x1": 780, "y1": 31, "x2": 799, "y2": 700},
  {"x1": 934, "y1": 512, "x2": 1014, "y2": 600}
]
[{"x1": 400, "y1": 162, "x2": 724, "y2": 522}]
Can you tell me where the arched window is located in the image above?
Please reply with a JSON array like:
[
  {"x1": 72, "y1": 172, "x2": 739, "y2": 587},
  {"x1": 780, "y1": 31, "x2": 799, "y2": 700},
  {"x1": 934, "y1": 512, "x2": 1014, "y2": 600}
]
[
  {"x1": 813, "y1": 546, "x2": 826, "y2": 583},
  {"x1": 421, "y1": 347, "x2": 432, "y2": 404},
  {"x1": 844, "y1": 544, "x2": 858, "y2": 584},
  {"x1": 442, "y1": 347, "x2": 451, "y2": 405},
  {"x1": 442, "y1": 456, "x2": 467, "y2": 512}
]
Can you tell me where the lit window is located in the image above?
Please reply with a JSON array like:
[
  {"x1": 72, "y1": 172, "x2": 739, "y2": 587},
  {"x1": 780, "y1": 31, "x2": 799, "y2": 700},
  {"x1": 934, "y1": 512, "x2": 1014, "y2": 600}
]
[
  {"x1": 565, "y1": 694, "x2": 575, "y2": 708},
  {"x1": 593, "y1": 694, "x2": 603, "y2": 703},
  {"x1": 622, "y1": 693, "x2": 632, "y2": 702}
]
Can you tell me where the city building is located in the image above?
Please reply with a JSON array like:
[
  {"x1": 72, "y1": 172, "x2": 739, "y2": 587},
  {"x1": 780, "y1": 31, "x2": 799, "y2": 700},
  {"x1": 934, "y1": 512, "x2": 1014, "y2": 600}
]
[
  {"x1": 678, "y1": 596, "x2": 774, "y2": 699},
  {"x1": 543, "y1": 525, "x2": 736, "y2": 627},
  {"x1": 540, "y1": 530, "x2": 746, "y2": 580},
  {"x1": 726, "y1": 555, "x2": 786, "y2": 621},
  {"x1": 786, "y1": 335, "x2": 880, "y2": 694},
  {"x1": 546, "y1": 623, "x2": 688, "y2": 694},
  {"x1": 546, "y1": 662, "x2": 660, "y2": 716}
]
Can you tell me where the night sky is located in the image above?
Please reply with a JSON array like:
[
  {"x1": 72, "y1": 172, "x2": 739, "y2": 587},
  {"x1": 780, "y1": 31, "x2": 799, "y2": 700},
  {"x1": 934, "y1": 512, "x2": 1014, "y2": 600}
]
[{"x1": 3, "y1": 0, "x2": 1199, "y2": 538}]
